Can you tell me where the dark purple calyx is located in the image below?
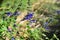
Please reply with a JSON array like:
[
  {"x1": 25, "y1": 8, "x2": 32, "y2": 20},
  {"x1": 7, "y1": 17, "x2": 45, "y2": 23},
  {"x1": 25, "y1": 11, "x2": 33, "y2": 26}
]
[
  {"x1": 56, "y1": 10, "x2": 60, "y2": 14},
  {"x1": 6, "y1": 12, "x2": 12, "y2": 16},
  {"x1": 13, "y1": 11, "x2": 20, "y2": 16}
]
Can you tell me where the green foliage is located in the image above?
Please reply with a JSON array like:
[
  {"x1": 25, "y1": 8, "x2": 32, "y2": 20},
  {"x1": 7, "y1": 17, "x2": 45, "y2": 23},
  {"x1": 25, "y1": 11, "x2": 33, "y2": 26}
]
[{"x1": 0, "y1": 0, "x2": 60, "y2": 40}]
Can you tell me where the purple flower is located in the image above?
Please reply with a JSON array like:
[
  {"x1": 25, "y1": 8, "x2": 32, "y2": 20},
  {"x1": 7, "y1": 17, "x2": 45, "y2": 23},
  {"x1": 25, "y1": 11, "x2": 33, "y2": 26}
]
[
  {"x1": 6, "y1": 12, "x2": 12, "y2": 16},
  {"x1": 11, "y1": 37, "x2": 15, "y2": 40},
  {"x1": 45, "y1": 27, "x2": 50, "y2": 30},
  {"x1": 44, "y1": 22, "x2": 48, "y2": 27},
  {"x1": 13, "y1": 11, "x2": 20, "y2": 15},
  {"x1": 56, "y1": 10, "x2": 60, "y2": 14},
  {"x1": 24, "y1": 12, "x2": 34, "y2": 20},
  {"x1": 30, "y1": 20, "x2": 36, "y2": 23},
  {"x1": 43, "y1": 22, "x2": 50, "y2": 30}
]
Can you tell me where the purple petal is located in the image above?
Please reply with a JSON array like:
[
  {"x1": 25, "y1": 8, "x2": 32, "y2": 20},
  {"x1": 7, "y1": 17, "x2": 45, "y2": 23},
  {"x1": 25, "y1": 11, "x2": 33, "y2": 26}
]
[
  {"x1": 56, "y1": 10, "x2": 60, "y2": 14},
  {"x1": 11, "y1": 37, "x2": 15, "y2": 40},
  {"x1": 30, "y1": 20, "x2": 36, "y2": 23},
  {"x1": 13, "y1": 11, "x2": 20, "y2": 15},
  {"x1": 44, "y1": 22, "x2": 48, "y2": 27},
  {"x1": 24, "y1": 13, "x2": 33, "y2": 20},
  {"x1": 45, "y1": 27, "x2": 50, "y2": 30},
  {"x1": 6, "y1": 12, "x2": 12, "y2": 16}
]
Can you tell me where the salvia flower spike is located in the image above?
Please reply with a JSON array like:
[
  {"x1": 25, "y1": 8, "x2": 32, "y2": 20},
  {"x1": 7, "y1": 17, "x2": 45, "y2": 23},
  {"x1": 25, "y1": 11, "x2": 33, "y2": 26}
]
[{"x1": 24, "y1": 12, "x2": 34, "y2": 20}]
